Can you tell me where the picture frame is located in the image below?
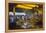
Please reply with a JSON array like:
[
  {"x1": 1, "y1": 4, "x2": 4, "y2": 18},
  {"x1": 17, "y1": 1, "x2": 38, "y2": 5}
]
[{"x1": 5, "y1": 0, "x2": 45, "y2": 33}]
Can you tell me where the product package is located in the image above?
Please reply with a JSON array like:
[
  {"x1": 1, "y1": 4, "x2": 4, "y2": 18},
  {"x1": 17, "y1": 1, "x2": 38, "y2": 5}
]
[{"x1": 5, "y1": 0, "x2": 45, "y2": 33}]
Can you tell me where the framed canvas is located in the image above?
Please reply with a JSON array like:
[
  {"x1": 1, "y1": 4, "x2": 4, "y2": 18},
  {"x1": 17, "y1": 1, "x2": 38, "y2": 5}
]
[{"x1": 5, "y1": 0, "x2": 45, "y2": 33}]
